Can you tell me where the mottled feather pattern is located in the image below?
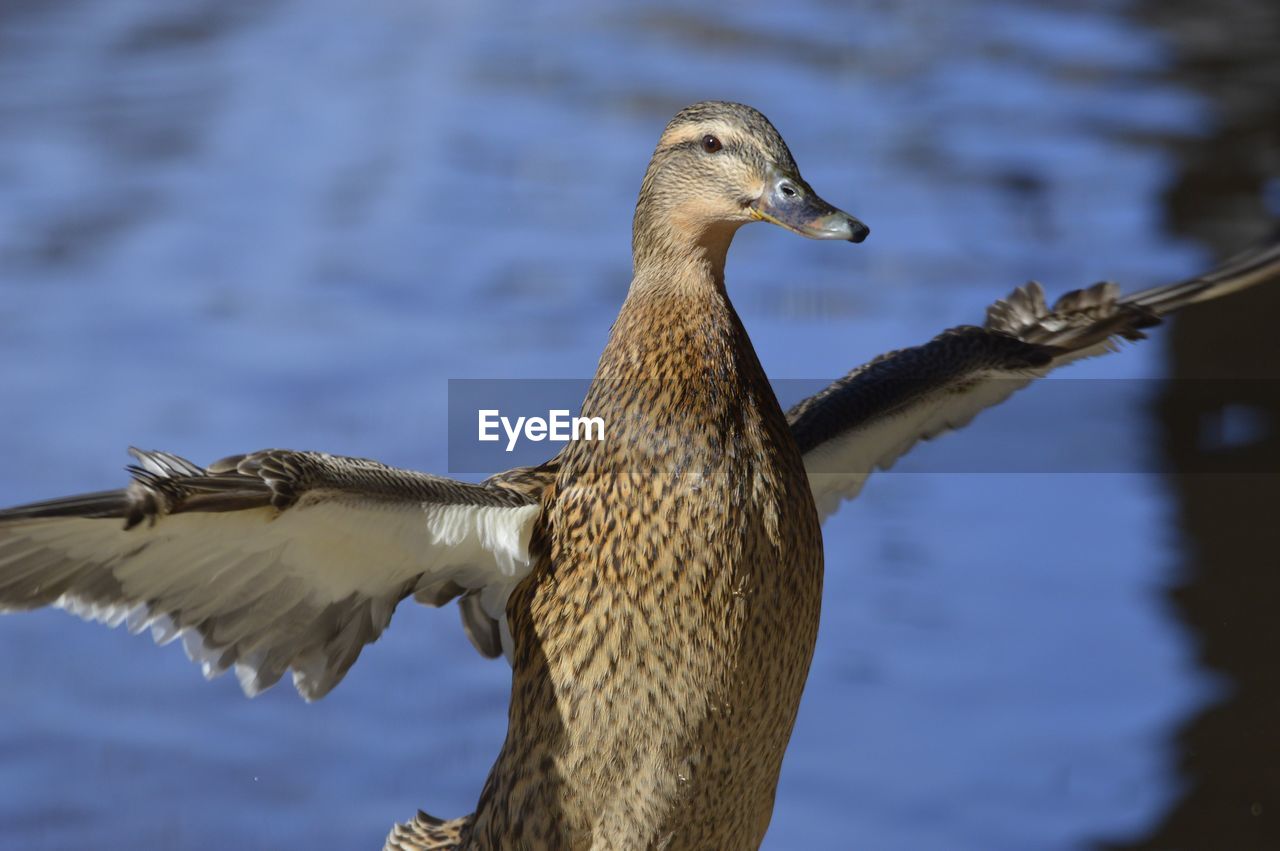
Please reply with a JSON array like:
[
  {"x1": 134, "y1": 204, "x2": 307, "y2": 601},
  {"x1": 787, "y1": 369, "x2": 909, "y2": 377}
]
[
  {"x1": 985, "y1": 279, "x2": 1156, "y2": 348},
  {"x1": 450, "y1": 102, "x2": 831, "y2": 849},
  {"x1": 483, "y1": 463, "x2": 559, "y2": 497},
  {"x1": 384, "y1": 812, "x2": 473, "y2": 851},
  {"x1": 466, "y1": 283, "x2": 823, "y2": 850}
]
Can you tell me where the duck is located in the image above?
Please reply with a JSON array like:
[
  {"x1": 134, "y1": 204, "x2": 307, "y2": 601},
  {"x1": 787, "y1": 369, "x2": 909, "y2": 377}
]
[{"x1": 0, "y1": 101, "x2": 1276, "y2": 850}]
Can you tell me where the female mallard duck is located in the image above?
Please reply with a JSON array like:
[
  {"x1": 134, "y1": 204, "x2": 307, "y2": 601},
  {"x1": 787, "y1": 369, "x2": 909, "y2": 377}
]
[{"x1": 0, "y1": 102, "x2": 1276, "y2": 850}]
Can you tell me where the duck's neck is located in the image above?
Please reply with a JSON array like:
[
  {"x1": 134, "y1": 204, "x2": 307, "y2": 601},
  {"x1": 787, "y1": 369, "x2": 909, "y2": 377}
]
[
  {"x1": 592, "y1": 222, "x2": 747, "y2": 387},
  {"x1": 629, "y1": 212, "x2": 741, "y2": 297},
  {"x1": 574, "y1": 234, "x2": 773, "y2": 476},
  {"x1": 577, "y1": 219, "x2": 777, "y2": 451}
]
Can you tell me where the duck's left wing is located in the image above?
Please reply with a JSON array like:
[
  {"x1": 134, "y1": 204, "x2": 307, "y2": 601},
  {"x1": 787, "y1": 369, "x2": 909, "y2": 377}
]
[
  {"x1": 794, "y1": 242, "x2": 1280, "y2": 519},
  {"x1": 0, "y1": 448, "x2": 543, "y2": 699}
]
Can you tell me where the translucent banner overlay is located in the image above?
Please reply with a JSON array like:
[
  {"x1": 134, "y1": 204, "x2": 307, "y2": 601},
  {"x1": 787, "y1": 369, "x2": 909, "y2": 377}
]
[{"x1": 446, "y1": 378, "x2": 1279, "y2": 476}]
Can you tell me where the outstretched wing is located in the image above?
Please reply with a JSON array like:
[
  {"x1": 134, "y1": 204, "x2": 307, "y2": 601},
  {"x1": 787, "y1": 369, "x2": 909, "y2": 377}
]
[
  {"x1": 793, "y1": 242, "x2": 1280, "y2": 519},
  {"x1": 0, "y1": 448, "x2": 542, "y2": 699},
  {"x1": 5, "y1": 247, "x2": 1275, "y2": 683}
]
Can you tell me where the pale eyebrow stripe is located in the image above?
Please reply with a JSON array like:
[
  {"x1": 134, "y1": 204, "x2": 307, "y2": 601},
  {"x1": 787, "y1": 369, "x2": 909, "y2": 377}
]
[{"x1": 658, "y1": 123, "x2": 740, "y2": 148}]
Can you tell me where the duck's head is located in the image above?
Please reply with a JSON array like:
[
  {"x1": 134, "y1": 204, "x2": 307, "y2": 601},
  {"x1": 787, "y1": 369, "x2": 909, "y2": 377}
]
[{"x1": 633, "y1": 101, "x2": 867, "y2": 270}]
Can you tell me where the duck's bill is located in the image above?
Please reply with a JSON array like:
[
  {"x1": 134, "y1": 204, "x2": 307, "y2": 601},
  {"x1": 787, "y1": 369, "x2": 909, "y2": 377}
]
[{"x1": 749, "y1": 169, "x2": 869, "y2": 243}]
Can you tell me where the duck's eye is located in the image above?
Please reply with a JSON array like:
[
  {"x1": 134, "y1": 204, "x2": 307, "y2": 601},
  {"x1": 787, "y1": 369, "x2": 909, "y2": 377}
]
[{"x1": 701, "y1": 134, "x2": 722, "y2": 154}]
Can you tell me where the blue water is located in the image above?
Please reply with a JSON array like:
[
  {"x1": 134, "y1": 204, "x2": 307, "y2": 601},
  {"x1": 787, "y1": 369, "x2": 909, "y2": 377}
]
[{"x1": 0, "y1": 1, "x2": 1229, "y2": 848}]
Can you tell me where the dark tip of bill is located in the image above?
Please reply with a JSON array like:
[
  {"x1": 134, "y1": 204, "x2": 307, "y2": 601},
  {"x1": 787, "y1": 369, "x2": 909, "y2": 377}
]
[{"x1": 849, "y1": 220, "x2": 870, "y2": 243}]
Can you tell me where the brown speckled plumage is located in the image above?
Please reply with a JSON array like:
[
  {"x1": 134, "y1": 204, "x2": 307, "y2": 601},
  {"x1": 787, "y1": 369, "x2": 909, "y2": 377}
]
[
  {"x1": 474, "y1": 283, "x2": 821, "y2": 849},
  {"x1": 463, "y1": 102, "x2": 824, "y2": 850}
]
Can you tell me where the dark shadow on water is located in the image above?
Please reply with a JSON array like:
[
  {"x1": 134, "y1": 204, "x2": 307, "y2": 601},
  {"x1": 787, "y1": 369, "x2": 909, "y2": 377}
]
[{"x1": 1105, "y1": 0, "x2": 1280, "y2": 847}]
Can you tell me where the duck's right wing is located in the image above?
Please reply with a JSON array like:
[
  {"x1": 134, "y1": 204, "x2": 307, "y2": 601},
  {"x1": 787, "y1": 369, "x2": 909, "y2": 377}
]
[
  {"x1": 0, "y1": 448, "x2": 545, "y2": 699},
  {"x1": 792, "y1": 242, "x2": 1280, "y2": 519}
]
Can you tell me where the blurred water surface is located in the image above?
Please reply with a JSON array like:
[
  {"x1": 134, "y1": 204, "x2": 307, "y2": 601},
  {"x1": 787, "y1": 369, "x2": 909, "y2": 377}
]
[{"x1": 0, "y1": 1, "x2": 1274, "y2": 849}]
